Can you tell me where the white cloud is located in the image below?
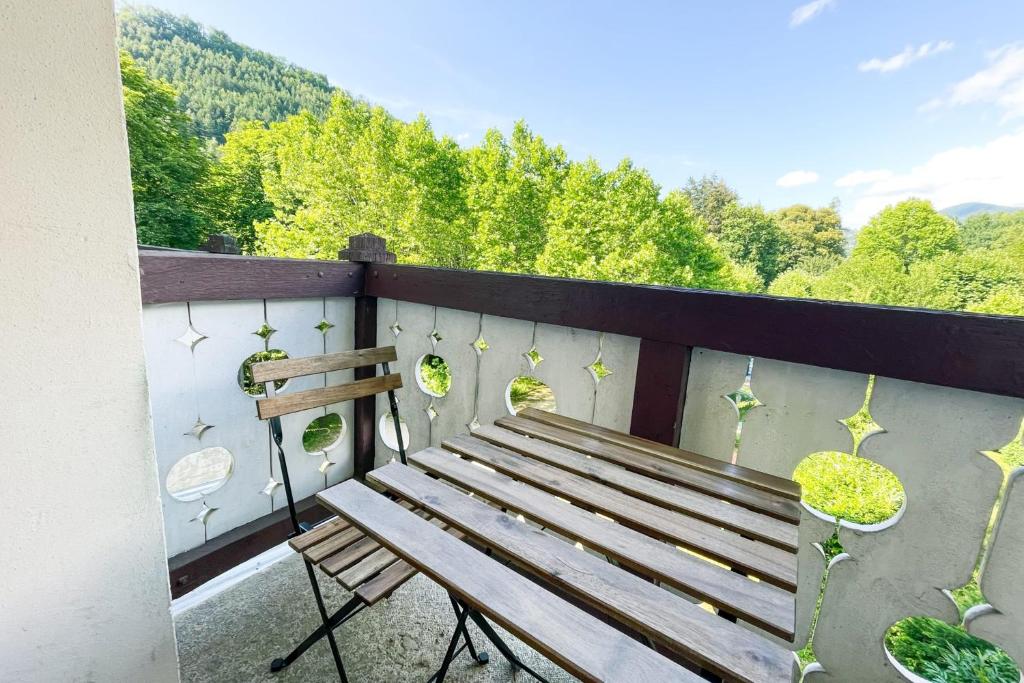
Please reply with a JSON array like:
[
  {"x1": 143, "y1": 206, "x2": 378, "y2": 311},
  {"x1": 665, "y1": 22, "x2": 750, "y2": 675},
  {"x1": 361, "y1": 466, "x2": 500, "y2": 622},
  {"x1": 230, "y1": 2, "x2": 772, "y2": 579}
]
[
  {"x1": 858, "y1": 41, "x2": 953, "y2": 73},
  {"x1": 835, "y1": 169, "x2": 894, "y2": 188},
  {"x1": 776, "y1": 170, "x2": 820, "y2": 187},
  {"x1": 923, "y1": 43, "x2": 1024, "y2": 121},
  {"x1": 790, "y1": 0, "x2": 834, "y2": 27},
  {"x1": 842, "y1": 129, "x2": 1024, "y2": 227}
]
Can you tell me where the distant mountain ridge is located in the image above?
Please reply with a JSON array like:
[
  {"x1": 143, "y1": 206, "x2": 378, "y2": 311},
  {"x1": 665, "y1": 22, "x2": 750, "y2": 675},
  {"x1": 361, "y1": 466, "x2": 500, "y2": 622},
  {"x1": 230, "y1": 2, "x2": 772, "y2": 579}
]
[
  {"x1": 116, "y1": 5, "x2": 337, "y2": 140},
  {"x1": 940, "y1": 202, "x2": 1022, "y2": 221}
]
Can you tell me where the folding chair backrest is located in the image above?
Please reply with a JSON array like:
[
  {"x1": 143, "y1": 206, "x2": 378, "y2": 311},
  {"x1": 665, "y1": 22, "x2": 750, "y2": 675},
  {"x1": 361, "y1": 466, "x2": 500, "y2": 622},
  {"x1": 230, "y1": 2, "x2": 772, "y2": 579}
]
[{"x1": 252, "y1": 345, "x2": 406, "y2": 536}]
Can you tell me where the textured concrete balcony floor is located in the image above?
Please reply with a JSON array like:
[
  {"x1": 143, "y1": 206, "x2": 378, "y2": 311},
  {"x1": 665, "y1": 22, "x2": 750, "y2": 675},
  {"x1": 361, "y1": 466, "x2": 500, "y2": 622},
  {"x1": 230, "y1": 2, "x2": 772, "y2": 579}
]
[{"x1": 174, "y1": 553, "x2": 576, "y2": 682}]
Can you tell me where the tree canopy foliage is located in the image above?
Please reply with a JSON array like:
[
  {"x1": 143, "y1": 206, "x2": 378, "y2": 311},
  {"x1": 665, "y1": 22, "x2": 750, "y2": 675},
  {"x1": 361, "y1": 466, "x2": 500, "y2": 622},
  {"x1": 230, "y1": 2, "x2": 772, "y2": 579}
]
[
  {"x1": 117, "y1": 7, "x2": 1023, "y2": 318},
  {"x1": 117, "y1": 6, "x2": 334, "y2": 140},
  {"x1": 121, "y1": 51, "x2": 210, "y2": 249}
]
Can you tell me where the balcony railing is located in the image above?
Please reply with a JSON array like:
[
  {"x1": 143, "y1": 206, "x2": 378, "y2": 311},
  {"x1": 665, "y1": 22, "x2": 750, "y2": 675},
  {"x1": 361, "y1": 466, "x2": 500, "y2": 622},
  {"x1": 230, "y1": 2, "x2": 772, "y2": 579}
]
[{"x1": 138, "y1": 235, "x2": 1024, "y2": 681}]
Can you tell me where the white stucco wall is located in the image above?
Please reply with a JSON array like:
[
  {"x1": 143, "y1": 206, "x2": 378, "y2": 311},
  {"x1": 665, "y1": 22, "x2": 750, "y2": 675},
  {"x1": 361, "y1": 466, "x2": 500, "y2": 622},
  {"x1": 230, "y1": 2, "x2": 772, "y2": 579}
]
[{"x1": 0, "y1": 1, "x2": 180, "y2": 680}]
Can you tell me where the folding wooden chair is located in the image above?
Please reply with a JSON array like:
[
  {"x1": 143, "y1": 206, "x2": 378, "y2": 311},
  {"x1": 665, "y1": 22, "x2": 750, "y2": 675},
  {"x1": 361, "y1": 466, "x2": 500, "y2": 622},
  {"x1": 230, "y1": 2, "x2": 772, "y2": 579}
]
[{"x1": 251, "y1": 346, "x2": 487, "y2": 681}]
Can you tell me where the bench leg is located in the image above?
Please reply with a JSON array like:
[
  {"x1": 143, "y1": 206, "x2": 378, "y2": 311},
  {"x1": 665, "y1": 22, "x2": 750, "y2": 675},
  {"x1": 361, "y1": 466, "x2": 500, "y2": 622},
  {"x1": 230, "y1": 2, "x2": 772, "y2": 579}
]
[
  {"x1": 271, "y1": 594, "x2": 363, "y2": 673},
  {"x1": 428, "y1": 600, "x2": 471, "y2": 683},
  {"x1": 463, "y1": 602, "x2": 549, "y2": 683},
  {"x1": 448, "y1": 595, "x2": 489, "y2": 665}
]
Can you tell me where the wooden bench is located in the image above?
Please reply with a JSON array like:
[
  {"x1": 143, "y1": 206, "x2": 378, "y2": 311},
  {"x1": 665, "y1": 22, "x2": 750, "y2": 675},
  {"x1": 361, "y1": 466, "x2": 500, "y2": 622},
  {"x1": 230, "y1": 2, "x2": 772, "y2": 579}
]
[
  {"x1": 368, "y1": 462, "x2": 800, "y2": 683},
  {"x1": 318, "y1": 479, "x2": 710, "y2": 683}
]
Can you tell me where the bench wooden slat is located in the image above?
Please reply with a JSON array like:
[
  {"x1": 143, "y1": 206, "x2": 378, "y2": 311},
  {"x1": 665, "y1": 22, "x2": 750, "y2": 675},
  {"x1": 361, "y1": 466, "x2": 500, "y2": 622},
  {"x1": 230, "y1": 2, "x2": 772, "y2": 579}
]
[
  {"x1": 495, "y1": 416, "x2": 801, "y2": 523},
  {"x1": 369, "y1": 463, "x2": 799, "y2": 683},
  {"x1": 442, "y1": 435, "x2": 797, "y2": 590},
  {"x1": 354, "y1": 522, "x2": 469, "y2": 606},
  {"x1": 470, "y1": 426, "x2": 798, "y2": 551},
  {"x1": 257, "y1": 374, "x2": 402, "y2": 419},
  {"x1": 318, "y1": 480, "x2": 700, "y2": 682},
  {"x1": 355, "y1": 559, "x2": 418, "y2": 606},
  {"x1": 410, "y1": 448, "x2": 795, "y2": 640},
  {"x1": 251, "y1": 346, "x2": 397, "y2": 383},
  {"x1": 319, "y1": 535, "x2": 381, "y2": 577},
  {"x1": 518, "y1": 408, "x2": 802, "y2": 500},
  {"x1": 336, "y1": 546, "x2": 399, "y2": 590},
  {"x1": 288, "y1": 518, "x2": 351, "y2": 553},
  {"x1": 303, "y1": 525, "x2": 365, "y2": 564}
]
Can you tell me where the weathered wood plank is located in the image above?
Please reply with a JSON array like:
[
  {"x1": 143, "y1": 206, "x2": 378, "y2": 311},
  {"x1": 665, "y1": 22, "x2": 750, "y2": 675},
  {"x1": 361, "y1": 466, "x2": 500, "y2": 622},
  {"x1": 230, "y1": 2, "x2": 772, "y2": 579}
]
[
  {"x1": 355, "y1": 559, "x2": 418, "y2": 605},
  {"x1": 252, "y1": 346, "x2": 397, "y2": 383},
  {"x1": 336, "y1": 546, "x2": 399, "y2": 590},
  {"x1": 256, "y1": 374, "x2": 402, "y2": 419},
  {"x1": 409, "y1": 448, "x2": 795, "y2": 639},
  {"x1": 469, "y1": 425, "x2": 797, "y2": 550},
  {"x1": 495, "y1": 415, "x2": 801, "y2": 523},
  {"x1": 370, "y1": 462, "x2": 799, "y2": 683},
  {"x1": 520, "y1": 407, "x2": 802, "y2": 500},
  {"x1": 303, "y1": 525, "x2": 365, "y2": 564},
  {"x1": 138, "y1": 249, "x2": 363, "y2": 303},
  {"x1": 443, "y1": 434, "x2": 796, "y2": 589},
  {"x1": 288, "y1": 517, "x2": 350, "y2": 554},
  {"x1": 318, "y1": 479, "x2": 699, "y2": 682},
  {"x1": 319, "y1": 535, "x2": 380, "y2": 577}
]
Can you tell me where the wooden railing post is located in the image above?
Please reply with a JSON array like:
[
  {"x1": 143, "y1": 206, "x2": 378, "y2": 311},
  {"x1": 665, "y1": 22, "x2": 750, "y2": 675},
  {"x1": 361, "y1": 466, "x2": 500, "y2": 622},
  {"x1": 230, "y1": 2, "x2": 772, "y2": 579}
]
[
  {"x1": 204, "y1": 233, "x2": 241, "y2": 254},
  {"x1": 629, "y1": 339, "x2": 692, "y2": 446},
  {"x1": 341, "y1": 233, "x2": 396, "y2": 480}
]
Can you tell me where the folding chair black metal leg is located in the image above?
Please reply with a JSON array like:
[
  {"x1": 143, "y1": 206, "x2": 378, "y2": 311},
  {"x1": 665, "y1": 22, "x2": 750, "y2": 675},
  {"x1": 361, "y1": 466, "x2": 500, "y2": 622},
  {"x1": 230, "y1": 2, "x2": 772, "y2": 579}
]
[
  {"x1": 464, "y1": 602, "x2": 549, "y2": 682},
  {"x1": 294, "y1": 559, "x2": 349, "y2": 682},
  {"x1": 271, "y1": 594, "x2": 363, "y2": 673},
  {"x1": 448, "y1": 595, "x2": 488, "y2": 664}
]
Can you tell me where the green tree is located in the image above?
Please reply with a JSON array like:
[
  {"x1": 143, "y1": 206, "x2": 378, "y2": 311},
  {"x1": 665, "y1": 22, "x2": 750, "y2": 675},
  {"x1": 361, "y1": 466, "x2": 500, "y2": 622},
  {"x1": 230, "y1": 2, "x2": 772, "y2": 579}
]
[
  {"x1": 768, "y1": 269, "x2": 818, "y2": 298},
  {"x1": 852, "y1": 199, "x2": 961, "y2": 272},
  {"x1": 682, "y1": 174, "x2": 739, "y2": 234},
  {"x1": 774, "y1": 203, "x2": 847, "y2": 269},
  {"x1": 908, "y1": 251, "x2": 1024, "y2": 311},
  {"x1": 206, "y1": 121, "x2": 277, "y2": 252},
  {"x1": 812, "y1": 253, "x2": 911, "y2": 306},
  {"x1": 537, "y1": 160, "x2": 734, "y2": 288},
  {"x1": 717, "y1": 204, "x2": 788, "y2": 285},
  {"x1": 968, "y1": 289, "x2": 1024, "y2": 316},
  {"x1": 254, "y1": 95, "x2": 472, "y2": 266},
  {"x1": 465, "y1": 122, "x2": 567, "y2": 272},
  {"x1": 958, "y1": 210, "x2": 1024, "y2": 250},
  {"x1": 121, "y1": 51, "x2": 211, "y2": 248}
]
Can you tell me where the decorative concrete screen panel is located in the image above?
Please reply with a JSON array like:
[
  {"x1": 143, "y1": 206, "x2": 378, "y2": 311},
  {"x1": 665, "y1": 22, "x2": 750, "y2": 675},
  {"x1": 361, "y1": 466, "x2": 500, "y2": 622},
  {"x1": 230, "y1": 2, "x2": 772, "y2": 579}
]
[
  {"x1": 373, "y1": 299, "x2": 641, "y2": 467},
  {"x1": 143, "y1": 297, "x2": 355, "y2": 557},
  {"x1": 679, "y1": 347, "x2": 1024, "y2": 680}
]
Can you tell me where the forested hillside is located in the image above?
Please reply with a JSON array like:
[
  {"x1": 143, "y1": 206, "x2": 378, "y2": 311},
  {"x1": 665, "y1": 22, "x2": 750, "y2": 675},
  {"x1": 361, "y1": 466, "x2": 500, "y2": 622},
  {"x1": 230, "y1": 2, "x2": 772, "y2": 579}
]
[
  {"x1": 116, "y1": 8, "x2": 1024, "y2": 317},
  {"x1": 117, "y1": 6, "x2": 334, "y2": 140}
]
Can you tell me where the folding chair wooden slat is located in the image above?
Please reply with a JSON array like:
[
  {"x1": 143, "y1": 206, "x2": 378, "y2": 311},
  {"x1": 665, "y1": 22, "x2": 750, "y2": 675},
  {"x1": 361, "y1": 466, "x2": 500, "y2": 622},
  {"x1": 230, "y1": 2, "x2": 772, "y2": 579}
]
[
  {"x1": 252, "y1": 346, "x2": 397, "y2": 383},
  {"x1": 257, "y1": 374, "x2": 402, "y2": 420}
]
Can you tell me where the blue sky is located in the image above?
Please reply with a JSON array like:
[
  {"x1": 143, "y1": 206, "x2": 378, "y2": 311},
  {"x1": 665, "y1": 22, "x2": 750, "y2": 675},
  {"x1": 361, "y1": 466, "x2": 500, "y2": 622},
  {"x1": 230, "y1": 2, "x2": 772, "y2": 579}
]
[{"x1": 136, "y1": 0, "x2": 1024, "y2": 227}]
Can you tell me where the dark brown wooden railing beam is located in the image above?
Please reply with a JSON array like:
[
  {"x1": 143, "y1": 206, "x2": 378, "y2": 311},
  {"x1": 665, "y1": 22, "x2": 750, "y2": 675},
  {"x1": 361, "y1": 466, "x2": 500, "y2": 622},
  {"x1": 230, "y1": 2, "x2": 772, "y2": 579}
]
[
  {"x1": 630, "y1": 340, "x2": 691, "y2": 446},
  {"x1": 138, "y1": 248, "x2": 364, "y2": 303},
  {"x1": 365, "y1": 263, "x2": 1024, "y2": 399}
]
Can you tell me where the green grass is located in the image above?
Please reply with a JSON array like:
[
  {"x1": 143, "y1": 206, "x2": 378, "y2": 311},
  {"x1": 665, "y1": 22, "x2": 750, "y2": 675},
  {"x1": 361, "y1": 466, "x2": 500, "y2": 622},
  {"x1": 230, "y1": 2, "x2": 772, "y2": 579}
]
[
  {"x1": 302, "y1": 412, "x2": 343, "y2": 453},
  {"x1": 885, "y1": 617, "x2": 1019, "y2": 682},
  {"x1": 793, "y1": 451, "x2": 905, "y2": 525},
  {"x1": 419, "y1": 354, "x2": 451, "y2": 396},
  {"x1": 239, "y1": 349, "x2": 288, "y2": 396}
]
